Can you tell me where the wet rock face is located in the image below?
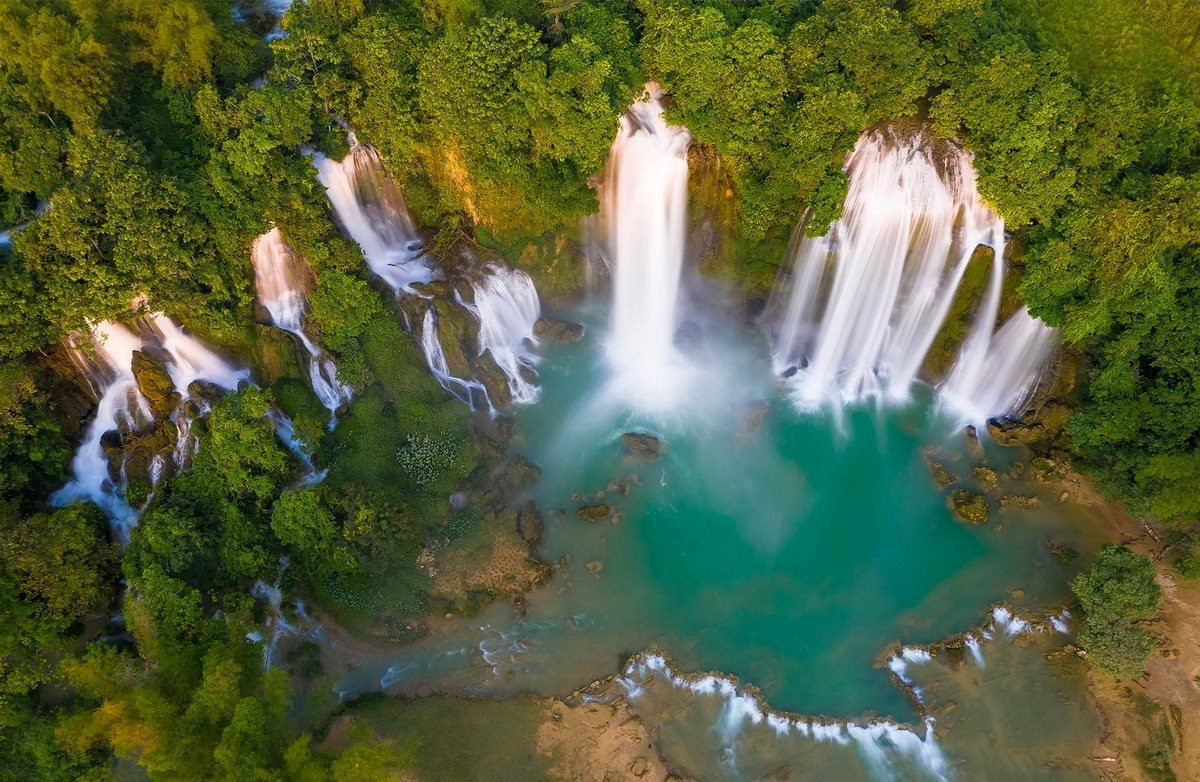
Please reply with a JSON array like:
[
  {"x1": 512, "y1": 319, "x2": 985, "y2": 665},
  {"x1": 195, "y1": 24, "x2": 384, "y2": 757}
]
[
  {"x1": 534, "y1": 317, "x2": 585, "y2": 343},
  {"x1": 577, "y1": 503, "x2": 612, "y2": 521},
  {"x1": 621, "y1": 432, "x2": 662, "y2": 462},
  {"x1": 948, "y1": 489, "x2": 989, "y2": 525},
  {"x1": 986, "y1": 402, "x2": 1071, "y2": 447},
  {"x1": 131, "y1": 350, "x2": 178, "y2": 418}
]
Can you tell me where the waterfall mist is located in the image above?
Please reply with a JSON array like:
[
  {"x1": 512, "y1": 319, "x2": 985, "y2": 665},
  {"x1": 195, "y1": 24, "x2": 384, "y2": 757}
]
[
  {"x1": 252, "y1": 228, "x2": 353, "y2": 420},
  {"x1": 766, "y1": 129, "x2": 1057, "y2": 422}
]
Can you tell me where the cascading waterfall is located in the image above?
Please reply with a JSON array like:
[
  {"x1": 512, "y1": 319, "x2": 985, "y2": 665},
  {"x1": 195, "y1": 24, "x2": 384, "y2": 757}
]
[
  {"x1": 313, "y1": 135, "x2": 432, "y2": 296},
  {"x1": 420, "y1": 309, "x2": 493, "y2": 414},
  {"x1": 146, "y1": 314, "x2": 250, "y2": 465},
  {"x1": 467, "y1": 267, "x2": 542, "y2": 404},
  {"x1": 602, "y1": 89, "x2": 692, "y2": 409},
  {"x1": 52, "y1": 322, "x2": 154, "y2": 536},
  {"x1": 252, "y1": 228, "x2": 353, "y2": 421},
  {"x1": 767, "y1": 129, "x2": 1057, "y2": 421},
  {"x1": 939, "y1": 306, "x2": 1057, "y2": 423}
]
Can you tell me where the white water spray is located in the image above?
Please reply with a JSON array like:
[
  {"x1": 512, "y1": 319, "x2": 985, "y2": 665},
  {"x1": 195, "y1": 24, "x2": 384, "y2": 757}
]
[
  {"x1": 420, "y1": 309, "x2": 492, "y2": 414},
  {"x1": 252, "y1": 228, "x2": 353, "y2": 420},
  {"x1": 313, "y1": 135, "x2": 431, "y2": 296},
  {"x1": 602, "y1": 89, "x2": 691, "y2": 409},
  {"x1": 768, "y1": 129, "x2": 1057, "y2": 421},
  {"x1": 145, "y1": 315, "x2": 249, "y2": 465},
  {"x1": 52, "y1": 322, "x2": 154, "y2": 537},
  {"x1": 469, "y1": 267, "x2": 541, "y2": 404}
]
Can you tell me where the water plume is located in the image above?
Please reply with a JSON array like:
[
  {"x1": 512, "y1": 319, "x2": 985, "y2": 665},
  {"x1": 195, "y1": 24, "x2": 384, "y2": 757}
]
[{"x1": 767, "y1": 129, "x2": 1057, "y2": 422}]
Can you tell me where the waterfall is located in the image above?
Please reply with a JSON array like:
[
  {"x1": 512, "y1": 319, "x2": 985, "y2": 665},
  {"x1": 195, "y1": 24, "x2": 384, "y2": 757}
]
[
  {"x1": 313, "y1": 135, "x2": 432, "y2": 296},
  {"x1": 602, "y1": 89, "x2": 691, "y2": 409},
  {"x1": 468, "y1": 267, "x2": 541, "y2": 404},
  {"x1": 767, "y1": 129, "x2": 1057, "y2": 420},
  {"x1": 940, "y1": 307, "x2": 1057, "y2": 422},
  {"x1": 52, "y1": 322, "x2": 154, "y2": 538},
  {"x1": 146, "y1": 314, "x2": 250, "y2": 465},
  {"x1": 252, "y1": 228, "x2": 353, "y2": 421},
  {"x1": 420, "y1": 309, "x2": 492, "y2": 414}
]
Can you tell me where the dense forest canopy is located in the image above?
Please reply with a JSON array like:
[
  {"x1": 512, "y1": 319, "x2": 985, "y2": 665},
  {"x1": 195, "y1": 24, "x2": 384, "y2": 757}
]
[{"x1": 0, "y1": 0, "x2": 1198, "y2": 778}]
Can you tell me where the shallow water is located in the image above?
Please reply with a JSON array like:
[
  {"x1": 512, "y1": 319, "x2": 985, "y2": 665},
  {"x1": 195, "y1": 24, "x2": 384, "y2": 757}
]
[{"x1": 331, "y1": 309, "x2": 1107, "y2": 778}]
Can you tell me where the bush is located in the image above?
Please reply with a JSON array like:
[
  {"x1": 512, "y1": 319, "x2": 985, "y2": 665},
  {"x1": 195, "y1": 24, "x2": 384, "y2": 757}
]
[
  {"x1": 1072, "y1": 544, "x2": 1162, "y2": 676},
  {"x1": 1072, "y1": 544, "x2": 1161, "y2": 622}
]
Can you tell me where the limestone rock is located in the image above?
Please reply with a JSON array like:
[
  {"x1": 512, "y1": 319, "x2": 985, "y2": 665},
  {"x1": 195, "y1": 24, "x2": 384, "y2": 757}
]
[
  {"x1": 999, "y1": 495, "x2": 1042, "y2": 510},
  {"x1": 131, "y1": 350, "x2": 179, "y2": 418},
  {"x1": 577, "y1": 504, "x2": 612, "y2": 521},
  {"x1": 925, "y1": 453, "x2": 959, "y2": 489},
  {"x1": 987, "y1": 402, "x2": 1072, "y2": 447},
  {"x1": 948, "y1": 489, "x2": 989, "y2": 525},
  {"x1": 972, "y1": 466, "x2": 1000, "y2": 493},
  {"x1": 534, "y1": 317, "x2": 585, "y2": 343},
  {"x1": 621, "y1": 431, "x2": 662, "y2": 462}
]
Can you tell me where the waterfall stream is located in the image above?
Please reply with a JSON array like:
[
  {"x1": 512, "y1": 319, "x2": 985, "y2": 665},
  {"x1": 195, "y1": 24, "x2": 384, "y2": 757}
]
[
  {"x1": 314, "y1": 135, "x2": 432, "y2": 296},
  {"x1": 467, "y1": 267, "x2": 542, "y2": 405},
  {"x1": 766, "y1": 129, "x2": 1057, "y2": 421},
  {"x1": 602, "y1": 89, "x2": 692, "y2": 410},
  {"x1": 52, "y1": 322, "x2": 154, "y2": 536},
  {"x1": 252, "y1": 228, "x2": 353, "y2": 421}
]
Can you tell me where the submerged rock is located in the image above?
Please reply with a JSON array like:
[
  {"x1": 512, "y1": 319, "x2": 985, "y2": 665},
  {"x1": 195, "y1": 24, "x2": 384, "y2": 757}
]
[
  {"x1": 964, "y1": 425, "x2": 984, "y2": 458},
  {"x1": 972, "y1": 466, "x2": 1000, "y2": 493},
  {"x1": 736, "y1": 401, "x2": 770, "y2": 445},
  {"x1": 999, "y1": 495, "x2": 1042, "y2": 510},
  {"x1": 621, "y1": 432, "x2": 662, "y2": 462},
  {"x1": 948, "y1": 489, "x2": 989, "y2": 525},
  {"x1": 534, "y1": 317, "x2": 585, "y2": 343},
  {"x1": 517, "y1": 501, "x2": 544, "y2": 546},
  {"x1": 577, "y1": 504, "x2": 612, "y2": 521},
  {"x1": 924, "y1": 452, "x2": 959, "y2": 489}
]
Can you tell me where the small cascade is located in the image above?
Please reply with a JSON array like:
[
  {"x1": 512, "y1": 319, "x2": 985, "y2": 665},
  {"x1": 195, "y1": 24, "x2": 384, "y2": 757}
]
[
  {"x1": 313, "y1": 135, "x2": 432, "y2": 296},
  {"x1": 252, "y1": 228, "x2": 353, "y2": 421},
  {"x1": 939, "y1": 307, "x2": 1057, "y2": 423},
  {"x1": 52, "y1": 322, "x2": 154, "y2": 538},
  {"x1": 266, "y1": 407, "x2": 326, "y2": 488},
  {"x1": 469, "y1": 267, "x2": 541, "y2": 404},
  {"x1": 767, "y1": 129, "x2": 1058, "y2": 421},
  {"x1": 145, "y1": 314, "x2": 250, "y2": 466},
  {"x1": 420, "y1": 309, "x2": 492, "y2": 414},
  {"x1": 602, "y1": 88, "x2": 692, "y2": 409}
]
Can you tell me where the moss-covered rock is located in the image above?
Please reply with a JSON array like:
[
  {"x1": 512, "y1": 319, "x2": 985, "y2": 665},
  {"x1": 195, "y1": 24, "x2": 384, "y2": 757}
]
[
  {"x1": 621, "y1": 432, "x2": 662, "y2": 462},
  {"x1": 948, "y1": 489, "x2": 989, "y2": 525},
  {"x1": 924, "y1": 452, "x2": 959, "y2": 489},
  {"x1": 987, "y1": 402, "x2": 1072, "y2": 447},
  {"x1": 577, "y1": 504, "x2": 612, "y2": 522},
  {"x1": 131, "y1": 351, "x2": 178, "y2": 419},
  {"x1": 972, "y1": 466, "x2": 1000, "y2": 493}
]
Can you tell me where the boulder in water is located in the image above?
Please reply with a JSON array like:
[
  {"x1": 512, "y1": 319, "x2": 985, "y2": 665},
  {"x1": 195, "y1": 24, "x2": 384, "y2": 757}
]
[
  {"x1": 972, "y1": 466, "x2": 1000, "y2": 493},
  {"x1": 517, "y1": 501, "x2": 544, "y2": 546},
  {"x1": 534, "y1": 317, "x2": 585, "y2": 343},
  {"x1": 621, "y1": 432, "x2": 662, "y2": 462},
  {"x1": 924, "y1": 452, "x2": 958, "y2": 489},
  {"x1": 132, "y1": 351, "x2": 179, "y2": 418},
  {"x1": 577, "y1": 504, "x2": 612, "y2": 521},
  {"x1": 948, "y1": 490, "x2": 989, "y2": 525}
]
